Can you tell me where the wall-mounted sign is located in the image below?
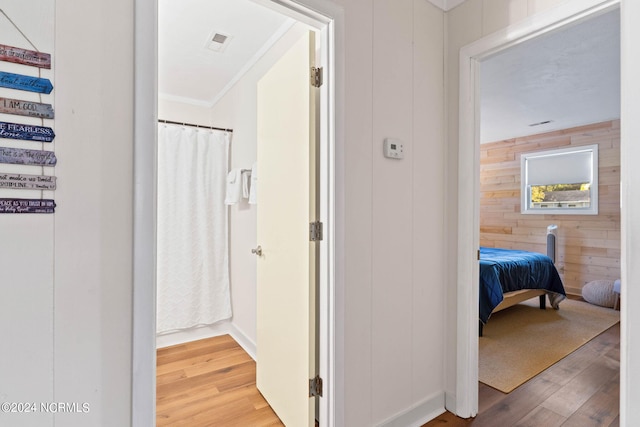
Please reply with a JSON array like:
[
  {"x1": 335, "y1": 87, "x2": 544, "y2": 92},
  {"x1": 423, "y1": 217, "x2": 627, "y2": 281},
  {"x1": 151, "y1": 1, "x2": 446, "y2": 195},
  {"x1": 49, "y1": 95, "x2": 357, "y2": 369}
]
[
  {"x1": 0, "y1": 198, "x2": 55, "y2": 213},
  {"x1": 0, "y1": 97, "x2": 54, "y2": 119},
  {"x1": 0, "y1": 71, "x2": 53, "y2": 94},
  {"x1": 0, "y1": 173, "x2": 56, "y2": 190},
  {"x1": 0, "y1": 44, "x2": 51, "y2": 69},
  {"x1": 0, "y1": 121, "x2": 54, "y2": 142},
  {"x1": 0, "y1": 146, "x2": 57, "y2": 166}
]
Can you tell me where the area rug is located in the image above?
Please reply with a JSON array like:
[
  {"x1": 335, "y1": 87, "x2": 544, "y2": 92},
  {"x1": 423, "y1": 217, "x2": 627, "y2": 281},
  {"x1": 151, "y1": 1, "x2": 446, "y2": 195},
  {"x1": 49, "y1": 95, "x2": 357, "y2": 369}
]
[{"x1": 479, "y1": 298, "x2": 620, "y2": 393}]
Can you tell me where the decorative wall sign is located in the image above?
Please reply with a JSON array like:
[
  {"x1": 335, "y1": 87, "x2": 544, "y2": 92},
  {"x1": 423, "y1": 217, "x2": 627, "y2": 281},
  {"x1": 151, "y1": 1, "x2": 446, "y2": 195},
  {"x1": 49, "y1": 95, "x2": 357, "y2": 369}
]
[
  {"x1": 0, "y1": 121, "x2": 54, "y2": 142},
  {"x1": 0, "y1": 97, "x2": 54, "y2": 119},
  {"x1": 0, "y1": 146, "x2": 57, "y2": 166},
  {"x1": 0, "y1": 44, "x2": 51, "y2": 69},
  {"x1": 0, "y1": 173, "x2": 56, "y2": 190},
  {"x1": 0, "y1": 71, "x2": 53, "y2": 94},
  {"x1": 0, "y1": 198, "x2": 56, "y2": 213}
]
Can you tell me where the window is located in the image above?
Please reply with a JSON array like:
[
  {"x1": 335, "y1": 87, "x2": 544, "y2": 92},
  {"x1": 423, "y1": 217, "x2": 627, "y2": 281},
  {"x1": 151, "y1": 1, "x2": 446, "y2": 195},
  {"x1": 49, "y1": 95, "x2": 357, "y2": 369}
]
[{"x1": 521, "y1": 144, "x2": 598, "y2": 215}]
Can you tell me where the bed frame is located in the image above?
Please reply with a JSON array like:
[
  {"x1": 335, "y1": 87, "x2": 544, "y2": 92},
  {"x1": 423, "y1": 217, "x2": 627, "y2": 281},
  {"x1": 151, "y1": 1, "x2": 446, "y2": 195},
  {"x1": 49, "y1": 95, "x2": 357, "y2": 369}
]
[
  {"x1": 479, "y1": 228, "x2": 557, "y2": 337},
  {"x1": 479, "y1": 289, "x2": 546, "y2": 336}
]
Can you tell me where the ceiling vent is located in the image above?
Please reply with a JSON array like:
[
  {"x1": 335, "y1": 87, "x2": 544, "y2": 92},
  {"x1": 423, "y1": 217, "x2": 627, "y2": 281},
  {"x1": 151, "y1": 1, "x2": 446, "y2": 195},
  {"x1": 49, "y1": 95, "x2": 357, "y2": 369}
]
[{"x1": 205, "y1": 31, "x2": 232, "y2": 53}]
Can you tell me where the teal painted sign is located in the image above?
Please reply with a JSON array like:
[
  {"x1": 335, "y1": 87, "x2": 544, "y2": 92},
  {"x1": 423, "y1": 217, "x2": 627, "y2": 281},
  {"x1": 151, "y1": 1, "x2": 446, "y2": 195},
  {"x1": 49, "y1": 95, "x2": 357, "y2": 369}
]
[{"x1": 0, "y1": 71, "x2": 53, "y2": 94}]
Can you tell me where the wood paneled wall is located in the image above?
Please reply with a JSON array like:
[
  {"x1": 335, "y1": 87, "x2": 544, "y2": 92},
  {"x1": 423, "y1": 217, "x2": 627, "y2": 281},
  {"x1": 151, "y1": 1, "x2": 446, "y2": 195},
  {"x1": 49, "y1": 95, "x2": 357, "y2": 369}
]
[{"x1": 480, "y1": 120, "x2": 621, "y2": 296}]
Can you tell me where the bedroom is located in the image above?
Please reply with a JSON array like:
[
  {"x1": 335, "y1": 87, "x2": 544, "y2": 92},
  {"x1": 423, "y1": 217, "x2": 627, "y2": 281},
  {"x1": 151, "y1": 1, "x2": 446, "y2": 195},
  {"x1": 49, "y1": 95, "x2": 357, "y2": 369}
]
[{"x1": 476, "y1": 5, "x2": 621, "y2": 400}]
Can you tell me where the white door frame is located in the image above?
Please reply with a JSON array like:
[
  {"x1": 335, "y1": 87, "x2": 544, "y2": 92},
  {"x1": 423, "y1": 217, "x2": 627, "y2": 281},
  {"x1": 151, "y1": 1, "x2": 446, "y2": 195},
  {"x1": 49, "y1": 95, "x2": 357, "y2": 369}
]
[
  {"x1": 132, "y1": 0, "x2": 344, "y2": 426},
  {"x1": 454, "y1": 0, "x2": 621, "y2": 418}
]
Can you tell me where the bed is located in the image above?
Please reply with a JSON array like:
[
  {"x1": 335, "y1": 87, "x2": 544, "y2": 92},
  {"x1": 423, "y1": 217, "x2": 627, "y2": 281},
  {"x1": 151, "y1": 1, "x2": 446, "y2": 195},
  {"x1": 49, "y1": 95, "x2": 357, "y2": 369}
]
[{"x1": 479, "y1": 247, "x2": 566, "y2": 335}]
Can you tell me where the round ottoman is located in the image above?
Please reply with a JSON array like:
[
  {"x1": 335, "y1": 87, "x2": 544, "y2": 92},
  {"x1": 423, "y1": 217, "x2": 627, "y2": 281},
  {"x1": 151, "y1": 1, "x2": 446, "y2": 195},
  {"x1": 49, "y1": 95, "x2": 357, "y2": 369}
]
[{"x1": 582, "y1": 280, "x2": 617, "y2": 308}]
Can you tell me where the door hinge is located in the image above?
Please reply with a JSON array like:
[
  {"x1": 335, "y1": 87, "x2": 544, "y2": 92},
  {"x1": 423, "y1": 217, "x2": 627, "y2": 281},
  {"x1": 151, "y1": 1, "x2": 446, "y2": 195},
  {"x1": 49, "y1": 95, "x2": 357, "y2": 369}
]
[
  {"x1": 477, "y1": 249, "x2": 480, "y2": 260},
  {"x1": 310, "y1": 221, "x2": 323, "y2": 241},
  {"x1": 311, "y1": 66, "x2": 323, "y2": 88},
  {"x1": 309, "y1": 374, "x2": 323, "y2": 397}
]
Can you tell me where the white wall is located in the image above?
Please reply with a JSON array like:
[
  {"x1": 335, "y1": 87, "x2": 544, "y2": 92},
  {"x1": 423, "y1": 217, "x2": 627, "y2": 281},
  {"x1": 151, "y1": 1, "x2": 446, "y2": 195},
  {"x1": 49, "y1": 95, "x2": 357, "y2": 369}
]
[
  {"x1": 158, "y1": 100, "x2": 212, "y2": 125},
  {"x1": 338, "y1": 0, "x2": 446, "y2": 424},
  {"x1": 55, "y1": 0, "x2": 134, "y2": 424},
  {"x1": 0, "y1": 0, "x2": 134, "y2": 426}
]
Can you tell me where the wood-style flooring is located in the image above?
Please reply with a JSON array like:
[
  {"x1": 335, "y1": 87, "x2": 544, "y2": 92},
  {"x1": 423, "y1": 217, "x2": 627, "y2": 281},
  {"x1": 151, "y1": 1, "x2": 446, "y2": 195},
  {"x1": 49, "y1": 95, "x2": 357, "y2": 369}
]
[
  {"x1": 157, "y1": 320, "x2": 619, "y2": 426},
  {"x1": 423, "y1": 322, "x2": 620, "y2": 427},
  {"x1": 156, "y1": 334, "x2": 283, "y2": 426}
]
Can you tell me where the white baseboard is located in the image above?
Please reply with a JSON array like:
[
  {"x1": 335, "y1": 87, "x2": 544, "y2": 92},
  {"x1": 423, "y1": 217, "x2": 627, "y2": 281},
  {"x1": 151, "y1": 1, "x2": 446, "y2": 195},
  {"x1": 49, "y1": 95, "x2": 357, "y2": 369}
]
[
  {"x1": 227, "y1": 323, "x2": 257, "y2": 360},
  {"x1": 156, "y1": 320, "x2": 256, "y2": 360},
  {"x1": 376, "y1": 392, "x2": 445, "y2": 427},
  {"x1": 444, "y1": 391, "x2": 456, "y2": 415}
]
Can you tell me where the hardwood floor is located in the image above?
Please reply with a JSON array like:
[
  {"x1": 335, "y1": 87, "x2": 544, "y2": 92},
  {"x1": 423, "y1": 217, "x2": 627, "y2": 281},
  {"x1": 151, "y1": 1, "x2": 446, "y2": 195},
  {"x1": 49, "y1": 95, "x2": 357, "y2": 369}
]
[
  {"x1": 158, "y1": 315, "x2": 618, "y2": 426},
  {"x1": 156, "y1": 334, "x2": 284, "y2": 426},
  {"x1": 423, "y1": 323, "x2": 620, "y2": 427}
]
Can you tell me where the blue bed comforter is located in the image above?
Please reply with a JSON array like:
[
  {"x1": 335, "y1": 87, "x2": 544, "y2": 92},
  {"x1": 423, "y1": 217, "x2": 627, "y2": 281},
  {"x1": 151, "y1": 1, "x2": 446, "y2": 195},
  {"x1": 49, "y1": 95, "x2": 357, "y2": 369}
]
[{"x1": 479, "y1": 247, "x2": 566, "y2": 324}]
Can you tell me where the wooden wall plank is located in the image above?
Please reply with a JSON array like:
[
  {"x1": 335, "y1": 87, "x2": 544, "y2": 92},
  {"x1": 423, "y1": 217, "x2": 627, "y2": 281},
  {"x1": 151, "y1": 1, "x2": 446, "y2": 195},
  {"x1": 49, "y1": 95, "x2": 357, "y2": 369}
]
[{"x1": 480, "y1": 120, "x2": 621, "y2": 296}]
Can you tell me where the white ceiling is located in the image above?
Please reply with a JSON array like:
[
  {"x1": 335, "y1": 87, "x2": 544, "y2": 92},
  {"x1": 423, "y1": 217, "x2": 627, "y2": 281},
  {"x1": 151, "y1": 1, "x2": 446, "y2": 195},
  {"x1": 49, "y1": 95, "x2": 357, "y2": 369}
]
[
  {"x1": 158, "y1": 0, "x2": 294, "y2": 107},
  {"x1": 157, "y1": 0, "x2": 465, "y2": 108},
  {"x1": 159, "y1": 1, "x2": 620, "y2": 141},
  {"x1": 480, "y1": 10, "x2": 620, "y2": 143}
]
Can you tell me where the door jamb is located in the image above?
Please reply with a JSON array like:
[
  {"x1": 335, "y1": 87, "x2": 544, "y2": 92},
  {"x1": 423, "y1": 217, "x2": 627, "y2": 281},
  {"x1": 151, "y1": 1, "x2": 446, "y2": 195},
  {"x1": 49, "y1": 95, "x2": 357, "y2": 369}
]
[{"x1": 454, "y1": 0, "x2": 621, "y2": 418}]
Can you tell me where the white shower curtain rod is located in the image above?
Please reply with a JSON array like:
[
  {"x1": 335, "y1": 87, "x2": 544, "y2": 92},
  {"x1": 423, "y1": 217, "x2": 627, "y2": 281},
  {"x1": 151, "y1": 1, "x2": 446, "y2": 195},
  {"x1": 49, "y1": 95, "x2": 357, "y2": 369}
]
[{"x1": 158, "y1": 119, "x2": 233, "y2": 133}]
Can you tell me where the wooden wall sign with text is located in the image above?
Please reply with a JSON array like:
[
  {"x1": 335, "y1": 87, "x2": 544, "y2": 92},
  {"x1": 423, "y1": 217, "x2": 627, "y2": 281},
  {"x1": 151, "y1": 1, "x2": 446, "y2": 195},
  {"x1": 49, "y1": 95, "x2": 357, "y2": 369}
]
[
  {"x1": 0, "y1": 173, "x2": 56, "y2": 190},
  {"x1": 0, "y1": 198, "x2": 56, "y2": 213},
  {"x1": 0, "y1": 146, "x2": 57, "y2": 166},
  {"x1": 0, "y1": 121, "x2": 55, "y2": 142},
  {"x1": 0, "y1": 44, "x2": 51, "y2": 69},
  {"x1": 0, "y1": 97, "x2": 54, "y2": 119},
  {"x1": 0, "y1": 71, "x2": 53, "y2": 94}
]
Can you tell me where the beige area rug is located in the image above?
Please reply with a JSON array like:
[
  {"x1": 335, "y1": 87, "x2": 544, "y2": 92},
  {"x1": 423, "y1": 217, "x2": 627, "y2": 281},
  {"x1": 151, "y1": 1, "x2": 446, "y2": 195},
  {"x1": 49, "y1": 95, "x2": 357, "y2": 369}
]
[{"x1": 479, "y1": 298, "x2": 620, "y2": 393}]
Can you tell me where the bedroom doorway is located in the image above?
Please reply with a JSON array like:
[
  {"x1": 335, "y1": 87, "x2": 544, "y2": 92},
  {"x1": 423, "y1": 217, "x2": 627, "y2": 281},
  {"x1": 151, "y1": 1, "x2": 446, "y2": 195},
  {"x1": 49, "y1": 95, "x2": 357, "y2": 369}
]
[{"x1": 454, "y1": 0, "x2": 622, "y2": 418}]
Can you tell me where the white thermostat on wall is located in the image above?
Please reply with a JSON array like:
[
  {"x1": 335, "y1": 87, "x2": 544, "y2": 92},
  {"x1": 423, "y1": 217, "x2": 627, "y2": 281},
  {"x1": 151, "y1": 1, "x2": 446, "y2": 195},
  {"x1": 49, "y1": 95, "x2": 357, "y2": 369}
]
[{"x1": 383, "y1": 138, "x2": 404, "y2": 159}]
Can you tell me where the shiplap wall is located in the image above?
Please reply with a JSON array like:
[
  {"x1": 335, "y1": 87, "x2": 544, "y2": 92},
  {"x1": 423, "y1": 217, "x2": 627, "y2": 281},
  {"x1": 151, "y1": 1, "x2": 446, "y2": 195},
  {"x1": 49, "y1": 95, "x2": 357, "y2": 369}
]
[{"x1": 480, "y1": 120, "x2": 621, "y2": 296}]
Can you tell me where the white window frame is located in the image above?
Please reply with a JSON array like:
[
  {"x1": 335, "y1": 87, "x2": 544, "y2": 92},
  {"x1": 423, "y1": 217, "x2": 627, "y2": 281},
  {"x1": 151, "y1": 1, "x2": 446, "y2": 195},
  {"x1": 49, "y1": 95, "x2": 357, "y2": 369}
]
[{"x1": 520, "y1": 144, "x2": 599, "y2": 215}]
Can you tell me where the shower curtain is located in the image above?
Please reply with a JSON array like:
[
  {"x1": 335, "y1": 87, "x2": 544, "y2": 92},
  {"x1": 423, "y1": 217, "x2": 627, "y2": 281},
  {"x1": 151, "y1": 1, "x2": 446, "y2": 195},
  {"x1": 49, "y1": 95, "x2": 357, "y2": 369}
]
[{"x1": 156, "y1": 124, "x2": 232, "y2": 333}]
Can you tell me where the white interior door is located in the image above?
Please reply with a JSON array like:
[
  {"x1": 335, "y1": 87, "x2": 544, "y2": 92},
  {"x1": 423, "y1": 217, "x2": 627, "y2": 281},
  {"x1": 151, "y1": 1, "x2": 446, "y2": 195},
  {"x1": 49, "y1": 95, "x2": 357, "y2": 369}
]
[{"x1": 255, "y1": 31, "x2": 318, "y2": 427}]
